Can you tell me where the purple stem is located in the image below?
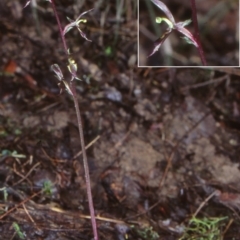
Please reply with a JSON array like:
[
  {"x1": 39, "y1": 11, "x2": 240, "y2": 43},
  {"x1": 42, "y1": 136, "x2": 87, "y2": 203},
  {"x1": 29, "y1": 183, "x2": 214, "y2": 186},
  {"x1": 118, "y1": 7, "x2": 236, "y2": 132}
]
[
  {"x1": 71, "y1": 82, "x2": 99, "y2": 240},
  {"x1": 190, "y1": 0, "x2": 207, "y2": 65},
  {"x1": 50, "y1": 1, "x2": 98, "y2": 239},
  {"x1": 50, "y1": 0, "x2": 68, "y2": 56}
]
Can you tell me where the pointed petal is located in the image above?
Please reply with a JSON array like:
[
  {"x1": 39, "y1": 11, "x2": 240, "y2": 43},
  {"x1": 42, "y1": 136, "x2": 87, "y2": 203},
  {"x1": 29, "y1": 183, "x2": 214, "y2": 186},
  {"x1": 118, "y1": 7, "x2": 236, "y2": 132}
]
[
  {"x1": 23, "y1": 1, "x2": 31, "y2": 8},
  {"x1": 76, "y1": 8, "x2": 94, "y2": 21},
  {"x1": 66, "y1": 16, "x2": 74, "y2": 23},
  {"x1": 148, "y1": 29, "x2": 172, "y2": 57},
  {"x1": 176, "y1": 19, "x2": 192, "y2": 28},
  {"x1": 63, "y1": 81, "x2": 73, "y2": 96},
  {"x1": 51, "y1": 64, "x2": 64, "y2": 81},
  {"x1": 176, "y1": 27, "x2": 198, "y2": 47},
  {"x1": 63, "y1": 22, "x2": 75, "y2": 35},
  {"x1": 78, "y1": 28, "x2": 92, "y2": 42}
]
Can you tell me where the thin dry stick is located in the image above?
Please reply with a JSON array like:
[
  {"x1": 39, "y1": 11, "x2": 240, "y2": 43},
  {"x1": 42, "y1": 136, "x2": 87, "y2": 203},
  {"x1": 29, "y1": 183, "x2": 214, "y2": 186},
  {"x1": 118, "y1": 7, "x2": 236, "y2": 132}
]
[
  {"x1": 126, "y1": 112, "x2": 213, "y2": 221},
  {"x1": 159, "y1": 111, "x2": 211, "y2": 189},
  {"x1": 209, "y1": 68, "x2": 240, "y2": 77},
  {"x1": 180, "y1": 75, "x2": 228, "y2": 91},
  {"x1": 0, "y1": 191, "x2": 41, "y2": 220},
  {"x1": 22, "y1": 203, "x2": 35, "y2": 224},
  {"x1": 12, "y1": 165, "x2": 32, "y2": 186},
  {"x1": 49, "y1": 205, "x2": 125, "y2": 224},
  {"x1": 13, "y1": 162, "x2": 41, "y2": 186},
  {"x1": 192, "y1": 190, "x2": 218, "y2": 218},
  {"x1": 222, "y1": 218, "x2": 234, "y2": 236},
  {"x1": 73, "y1": 135, "x2": 100, "y2": 159}
]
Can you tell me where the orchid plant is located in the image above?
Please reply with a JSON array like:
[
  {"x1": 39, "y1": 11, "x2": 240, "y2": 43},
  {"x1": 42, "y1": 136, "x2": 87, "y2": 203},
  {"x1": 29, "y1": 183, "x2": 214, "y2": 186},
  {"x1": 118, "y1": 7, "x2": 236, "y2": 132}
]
[
  {"x1": 149, "y1": 0, "x2": 206, "y2": 65},
  {"x1": 24, "y1": 1, "x2": 99, "y2": 239}
]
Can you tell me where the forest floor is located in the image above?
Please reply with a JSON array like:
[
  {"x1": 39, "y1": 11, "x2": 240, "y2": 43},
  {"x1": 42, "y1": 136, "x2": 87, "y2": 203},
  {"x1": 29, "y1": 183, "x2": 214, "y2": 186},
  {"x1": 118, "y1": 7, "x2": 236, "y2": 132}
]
[{"x1": 0, "y1": 0, "x2": 240, "y2": 239}]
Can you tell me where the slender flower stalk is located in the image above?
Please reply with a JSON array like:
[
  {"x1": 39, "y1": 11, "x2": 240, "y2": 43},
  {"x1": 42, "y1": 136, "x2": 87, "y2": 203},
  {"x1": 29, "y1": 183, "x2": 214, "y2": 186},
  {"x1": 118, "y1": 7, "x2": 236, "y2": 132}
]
[
  {"x1": 50, "y1": 1, "x2": 98, "y2": 239},
  {"x1": 25, "y1": 0, "x2": 99, "y2": 239},
  {"x1": 190, "y1": 0, "x2": 206, "y2": 65},
  {"x1": 50, "y1": 0, "x2": 68, "y2": 56}
]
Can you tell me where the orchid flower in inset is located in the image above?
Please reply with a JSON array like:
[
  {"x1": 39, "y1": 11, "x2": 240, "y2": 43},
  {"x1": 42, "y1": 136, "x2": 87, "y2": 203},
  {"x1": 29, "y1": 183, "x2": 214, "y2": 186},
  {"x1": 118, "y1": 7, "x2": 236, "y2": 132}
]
[
  {"x1": 149, "y1": 0, "x2": 198, "y2": 57},
  {"x1": 63, "y1": 9, "x2": 93, "y2": 42}
]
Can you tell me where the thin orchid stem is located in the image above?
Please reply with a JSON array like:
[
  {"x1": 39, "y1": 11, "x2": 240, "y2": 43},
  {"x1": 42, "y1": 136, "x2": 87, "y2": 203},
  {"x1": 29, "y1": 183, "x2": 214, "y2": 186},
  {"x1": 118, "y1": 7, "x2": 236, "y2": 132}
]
[
  {"x1": 50, "y1": 1, "x2": 98, "y2": 239},
  {"x1": 50, "y1": 0, "x2": 68, "y2": 56},
  {"x1": 190, "y1": 0, "x2": 207, "y2": 65},
  {"x1": 71, "y1": 82, "x2": 98, "y2": 240}
]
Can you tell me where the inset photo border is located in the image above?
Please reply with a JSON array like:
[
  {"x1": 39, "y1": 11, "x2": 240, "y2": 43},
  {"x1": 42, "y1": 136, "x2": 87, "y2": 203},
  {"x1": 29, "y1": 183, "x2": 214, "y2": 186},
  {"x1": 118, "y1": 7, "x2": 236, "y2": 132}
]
[{"x1": 138, "y1": 0, "x2": 239, "y2": 67}]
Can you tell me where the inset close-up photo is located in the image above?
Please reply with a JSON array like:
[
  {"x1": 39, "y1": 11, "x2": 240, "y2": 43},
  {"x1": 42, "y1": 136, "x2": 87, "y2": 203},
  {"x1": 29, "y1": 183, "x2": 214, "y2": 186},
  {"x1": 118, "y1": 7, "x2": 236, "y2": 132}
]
[{"x1": 138, "y1": 0, "x2": 239, "y2": 66}]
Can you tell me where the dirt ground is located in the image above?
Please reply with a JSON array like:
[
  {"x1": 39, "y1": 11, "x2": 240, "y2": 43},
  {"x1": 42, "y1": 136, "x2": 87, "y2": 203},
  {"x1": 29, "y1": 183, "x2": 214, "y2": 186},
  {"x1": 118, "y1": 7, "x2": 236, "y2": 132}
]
[{"x1": 0, "y1": 1, "x2": 240, "y2": 240}]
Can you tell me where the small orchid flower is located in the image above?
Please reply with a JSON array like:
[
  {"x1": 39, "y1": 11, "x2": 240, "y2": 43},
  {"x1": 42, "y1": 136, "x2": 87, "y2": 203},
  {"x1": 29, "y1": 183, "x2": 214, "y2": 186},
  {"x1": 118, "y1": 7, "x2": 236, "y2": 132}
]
[
  {"x1": 68, "y1": 57, "x2": 81, "y2": 81},
  {"x1": 51, "y1": 64, "x2": 73, "y2": 95},
  {"x1": 63, "y1": 9, "x2": 93, "y2": 42},
  {"x1": 149, "y1": 0, "x2": 198, "y2": 57}
]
